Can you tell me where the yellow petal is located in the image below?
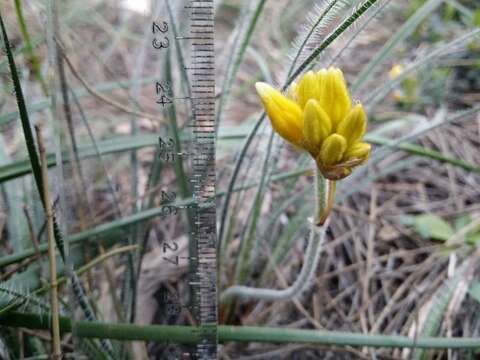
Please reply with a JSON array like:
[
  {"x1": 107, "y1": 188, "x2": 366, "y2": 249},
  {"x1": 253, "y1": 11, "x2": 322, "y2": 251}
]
[
  {"x1": 287, "y1": 81, "x2": 298, "y2": 101},
  {"x1": 296, "y1": 71, "x2": 318, "y2": 109},
  {"x1": 336, "y1": 103, "x2": 367, "y2": 146},
  {"x1": 316, "y1": 67, "x2": 351, "y2": 129},
  {"x1": 344, "y1": 142, "x2": 371, "y2": 162},
  {"x1": 303, "y1": 99, "x2": 331, "y2": 155},
  {"x1": 255, "y1": 82, "x2": 304, "y2": 146},
  {"x1": 318, "y1": 134, "x2": 347, "y2": 166}
]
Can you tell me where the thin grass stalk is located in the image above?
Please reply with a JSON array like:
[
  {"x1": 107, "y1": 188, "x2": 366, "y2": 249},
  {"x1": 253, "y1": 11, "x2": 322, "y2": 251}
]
[
  {"x1": 133, "y1": 45, "x2": 188, "y2": 308},
  {"x1": 22, "y1": 205, "x2": 42, "y2": 261},
  {"x1": 5, "y1": 312, "x2": 480, "y2": 349},
  {"x1": 0, "y1": 30, "x2": 40, "y2": 72},
  {"x1": 13, "y1": 0, "x2": 48, "y2": 95},
  {"x1": 35, "y1": 125, "x2": 61, "y2": 359}
]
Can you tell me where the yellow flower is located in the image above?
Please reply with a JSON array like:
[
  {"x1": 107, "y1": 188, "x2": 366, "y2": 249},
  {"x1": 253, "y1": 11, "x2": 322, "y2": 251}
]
[
  {"x1": 255, "y1": 67, "x2": 371, "y2": 180},
  {"x1": 388, "y1": 64, "x2": 419, "y2": 106},
  {"x1": 388, "y1": 64, "x2": 404, "y2": 79}
]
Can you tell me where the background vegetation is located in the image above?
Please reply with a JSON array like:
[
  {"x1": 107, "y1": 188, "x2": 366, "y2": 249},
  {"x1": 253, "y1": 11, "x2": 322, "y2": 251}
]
[{"x1": 0, "y1": 0, "x2": 479, "y2": 359}]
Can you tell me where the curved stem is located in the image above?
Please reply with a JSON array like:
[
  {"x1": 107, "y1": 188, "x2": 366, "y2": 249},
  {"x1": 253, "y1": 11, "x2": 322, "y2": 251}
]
[
  {"x1": 221, "y1": 221, "x2": 327, "y2": 302},
  {"x1": 220, "y1": 165, "x2": 329, "y2": 302}
]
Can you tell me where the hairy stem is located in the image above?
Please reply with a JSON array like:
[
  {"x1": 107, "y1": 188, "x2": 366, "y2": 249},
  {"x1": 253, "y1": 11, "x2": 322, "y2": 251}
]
[{"x1": 220, "y1": 164, "x2": 329, "y2": 302}]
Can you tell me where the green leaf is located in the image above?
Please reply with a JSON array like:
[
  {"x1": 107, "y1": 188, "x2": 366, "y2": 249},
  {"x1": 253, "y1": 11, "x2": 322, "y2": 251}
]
[
  {"x1": 466, "y1": 232, "x2": 480, "y2": 246},
  {"x1": 413, "y1": 214, "x2": 454, "y2": 241},
  {"x1": 454, "y1": 214, "x2": 472, "y2": 231},
  {"x1": 398, "y1": 214, "x2": 416, "y2": 226}
]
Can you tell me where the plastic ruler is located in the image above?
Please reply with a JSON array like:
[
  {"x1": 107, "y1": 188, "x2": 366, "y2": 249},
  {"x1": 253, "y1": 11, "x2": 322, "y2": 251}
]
[{"x1": 153, "y1": 0, "x2": 217, "y2": 359}]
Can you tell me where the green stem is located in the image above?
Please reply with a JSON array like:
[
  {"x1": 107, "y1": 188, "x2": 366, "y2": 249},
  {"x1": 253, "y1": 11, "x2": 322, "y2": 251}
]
[
  {"x1": 2, "y1": 312, "x2": 480, "y2": 349},
  {"x1": 13, "y1": 0, "x2": 48, "y2": 94}
]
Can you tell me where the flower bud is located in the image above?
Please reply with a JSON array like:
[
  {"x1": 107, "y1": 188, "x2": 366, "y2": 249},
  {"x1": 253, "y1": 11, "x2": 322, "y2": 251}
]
[
  {"x1": 297, "y1": 71, "x2": 318, "y2": 109},
  {"x1": 255, "y1": 82, "x2": 304, "y2": 146},
  {"x1": 336, "y1": 104, "x2": 367, "y2": 146},
  {"x1": 344, "y1": 142, "x2": 371, "y2": 162},
  {"x1": 303, "y1": 99, "x2": 331, "y2": 155},
  {"x1": 317, "y1": 68, "x2": 351, "y2": 128},
  {"x1": 318, "y1": 134, "x2": 347, "y2": 166}
]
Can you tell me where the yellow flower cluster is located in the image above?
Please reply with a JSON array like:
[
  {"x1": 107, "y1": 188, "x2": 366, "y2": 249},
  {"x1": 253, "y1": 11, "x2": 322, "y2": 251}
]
[{"x1": 255, "y1": 67, "x2": 371, "y2": 180}]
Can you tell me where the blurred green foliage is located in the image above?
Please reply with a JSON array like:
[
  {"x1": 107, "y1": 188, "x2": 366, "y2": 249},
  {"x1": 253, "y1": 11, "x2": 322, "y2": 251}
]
[
  {"x1": 401, "y1": 213, "x2": 480, "y2": 245},
  {"x1": 390, "y1": 0, "x2": 479, "y2": 110}
]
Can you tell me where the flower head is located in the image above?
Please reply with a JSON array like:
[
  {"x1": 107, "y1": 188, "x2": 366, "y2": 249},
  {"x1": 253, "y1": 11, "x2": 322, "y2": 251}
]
[{"x1": 255, "y1": 67, "x2": 370, "y2": 180}]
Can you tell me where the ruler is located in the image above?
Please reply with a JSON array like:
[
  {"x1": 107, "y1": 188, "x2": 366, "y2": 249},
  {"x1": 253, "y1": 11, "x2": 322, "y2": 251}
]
[
  {"x1": 188, "y1": 0, "x2": 217, "y2": 358},
  {"x1": 153, "y1": 1, "x2": 217, "y2": 359}
]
